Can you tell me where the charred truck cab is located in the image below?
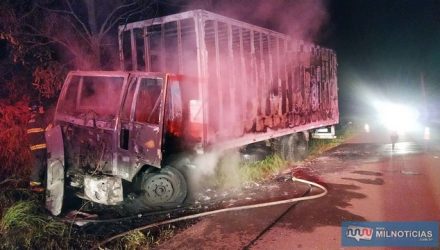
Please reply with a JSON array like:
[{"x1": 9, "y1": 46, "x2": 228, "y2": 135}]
[
  {"x1": 46, "y1": 72, "x2": 189, "y2": 215},
  {"x1": 45, "y1": 10, "x2": 339, "y2": 215}
]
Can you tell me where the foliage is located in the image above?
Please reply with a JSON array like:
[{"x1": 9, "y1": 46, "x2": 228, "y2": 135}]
[
  {"x1": 0, "y1": 0, "x2": 158, "y2": 70},
  {"x1": 0, "y1": 1, "x2": 64, "y2": 100},
  {"x1": 208, "y1": 153, "x2": 286, "y2": 189},
  {"x1": 0, "y1": 188, "x2": 36, "y2": 215},
  {"x1": 114, "y1": 225, "x2": 176, "y2": 250},
  {"x1": 0, "y1": 100, "x2": 32, "y2": 180},
  {"x1": 33, "y1": 61, "x2": 67, "y2": 98},
  {"x1": 118, "y1": 230, "x2": 150, "y2": 249},
  {"x1": 239, "y1": 154, "x2": 286, "y2": 182},
  {"x1": 0, "y1": 198, "x2": 68, "y2": 249},
  {"x1": 0, "y1": 0, "x2": 159, "y2": 104},
  {"x1": 0, "y1": 70, "x2": 33, "y2": 102},
  {"x1": 0, "y1": 188, "x2": 100, "y2": 249}
]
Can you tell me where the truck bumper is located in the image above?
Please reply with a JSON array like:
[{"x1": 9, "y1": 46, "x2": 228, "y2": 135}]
[{"x1": 83, "y1": 175, "x2": 123, "y2": 205}]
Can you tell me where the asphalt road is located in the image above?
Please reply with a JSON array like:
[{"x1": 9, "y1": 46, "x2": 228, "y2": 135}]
[{"x1": 158, "y1": 128, "x2": 440, "y2": 250}]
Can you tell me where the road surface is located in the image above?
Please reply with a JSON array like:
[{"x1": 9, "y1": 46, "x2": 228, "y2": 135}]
[{"x1": 158, "y1": 128, "x2": 440, "y2": 250}]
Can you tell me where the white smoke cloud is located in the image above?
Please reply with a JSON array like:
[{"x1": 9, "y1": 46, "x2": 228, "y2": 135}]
[{"x1": 182, "y1": 0, "x2": 329, "y2": 42}]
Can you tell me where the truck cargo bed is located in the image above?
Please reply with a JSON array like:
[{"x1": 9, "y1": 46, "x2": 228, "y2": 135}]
[{"x1": 119, "y1": 10, "x2": 338, "y2": 150}]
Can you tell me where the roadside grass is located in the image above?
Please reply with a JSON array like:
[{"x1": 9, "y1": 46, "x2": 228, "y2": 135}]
[
  {"x1": 114, "y1": 225, "x2": 176, "y2": 250},
  {"x1": 308, "y1": 137, "x2": 344, "y2": 157},
  {"x1": 239, "y1": 155, "x2": 286, "y2": 182},
  {"x1": 118, "y1": 230, "x2": 150, "y2": 249},
  {"x1": 208, "y1": 153, "x2": 286, "y2": 189},
  {"x1": 0, "y1": 190, "x2": 69, "y2": 249}
]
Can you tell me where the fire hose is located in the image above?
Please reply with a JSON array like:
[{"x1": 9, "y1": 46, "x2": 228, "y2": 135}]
[{"x1": 97, "y1": 177, "x2": 328, "y2": 247}]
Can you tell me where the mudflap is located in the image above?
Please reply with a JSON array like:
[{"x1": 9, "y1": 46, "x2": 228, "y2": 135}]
[{"x1": 45, "y1": 125, "x2": 65, "y2": 216}]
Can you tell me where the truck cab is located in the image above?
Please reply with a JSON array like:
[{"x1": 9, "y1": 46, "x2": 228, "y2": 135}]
[{"x1": 45, "y1": 71, "x2": 188, "y2": 215}]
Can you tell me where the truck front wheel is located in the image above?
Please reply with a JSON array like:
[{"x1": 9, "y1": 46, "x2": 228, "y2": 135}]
[{"x1": 138, "y1": 166, "x2": 187, "y2": 208}]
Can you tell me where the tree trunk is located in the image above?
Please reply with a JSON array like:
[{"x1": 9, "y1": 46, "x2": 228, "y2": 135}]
[{"x1": 83, "y1": 0, "x2": 101, "y2": 68}]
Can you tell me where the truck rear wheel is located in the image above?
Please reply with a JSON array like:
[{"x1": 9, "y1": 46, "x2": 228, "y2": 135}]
[
  {"x1": 283, "y1": 134, "x2": 296, "y2": 162},
  {"x1": 274, "y1": 133, "x2": 309, "y2": 162},
  {"x1": 139, "y1": 166, "x2": 187, "y2": 208},
  {"x1": 295, "y1": 133, "x2": 309, "y2": 161},
  {"x1": 240, "y1": 142, "x2": 272, "y2": 163}
]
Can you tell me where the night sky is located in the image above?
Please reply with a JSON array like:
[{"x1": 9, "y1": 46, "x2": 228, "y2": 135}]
[{"x1": 324, "y1": 0, "x2": 440, "y2": 116}]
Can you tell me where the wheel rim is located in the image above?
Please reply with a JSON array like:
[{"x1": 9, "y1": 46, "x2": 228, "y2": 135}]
[
  {"x1": 143, "y1": 174, "x2": 175, "y2": 203},
  {"x1": 140, "y1": 167, "x2": 187, "y2": 206}
]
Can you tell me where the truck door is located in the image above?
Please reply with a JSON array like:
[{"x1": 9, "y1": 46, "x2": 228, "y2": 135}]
[{"x1": 130, "y1": 76, "x2": 166, "y2": 167}]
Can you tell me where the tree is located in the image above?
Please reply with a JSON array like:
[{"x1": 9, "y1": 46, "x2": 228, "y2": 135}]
[
  {"x1": 0, "y1": 0, "x2": 157, "y2": 99},
  {"x1": 31, "y1": 0, "x2": 158, "y2": 69}
]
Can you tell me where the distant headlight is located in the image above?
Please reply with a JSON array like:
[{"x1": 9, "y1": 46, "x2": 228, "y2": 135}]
[
  {"x1": 378, "y1": 103, "x2": 419, "y2": 132},
  {"x1": 364, "y1": 123, "x2": 370, "y2": 133},
  {"x1": 424, "y1": 127, "x2": 430, "y2": 140}
]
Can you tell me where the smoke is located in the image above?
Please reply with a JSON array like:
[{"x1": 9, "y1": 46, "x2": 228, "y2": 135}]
[
  {"x1": 184, "y1": 149, "x2": 242, "y2": 193},
  {"x1": 182, "y1": 0, "x2": 329, "y2": 42}
]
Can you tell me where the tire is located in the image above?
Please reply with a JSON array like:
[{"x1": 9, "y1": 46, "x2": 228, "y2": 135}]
[
  {"x1": 294, "y1": 133, "x2": 309, "y2": 161},
  {"x1": 240, "y1": 143, "x2": 272, "y2": 163},
  {"x1": 274, "y1": 134, "x2": 297, "y2": 162},
  {"x1": 274, "y1": 133, "x2": 309, "y2": 162},
  {"x1": 138, "y1": 166, "x2": 187, "y2": 208}
]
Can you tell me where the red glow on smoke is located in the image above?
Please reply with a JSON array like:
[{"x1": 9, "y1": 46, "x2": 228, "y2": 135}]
[{"x1": 184, "y1": 0, "x2": 329, "y2": 42}]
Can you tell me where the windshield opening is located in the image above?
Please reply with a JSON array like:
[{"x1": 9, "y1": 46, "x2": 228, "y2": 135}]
[
  {"x1": 58, "y1": 75, "x2": 125, "y2": 121},
  {"x1": 134, "y1": 77, "x2": 163, "y2": 124}
]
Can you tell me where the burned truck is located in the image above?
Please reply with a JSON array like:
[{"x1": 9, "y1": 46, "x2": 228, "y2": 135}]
[{"x1": 45, "y1": 10, "x2": 338, "y2": 215}]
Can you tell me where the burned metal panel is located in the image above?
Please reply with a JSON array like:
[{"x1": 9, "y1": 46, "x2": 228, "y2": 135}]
[
  {"x1": 257, "y1": 32, "x2": 265, "y2": 117},
  {"x1": 194, "y1": 11, "x2": 209, "y2": 146},
  {"x1": 120, "y1": 30, "x2": 133, "y2": 70},
  {"x1": 115, "y1": 72, "x2": 172, "y2": 180},
  {"x1": 144, "y1": 27, "x2": 151, "y2": 71},
  {"x1": 231, "y1": 26, "x2": 244, "y2": 135},
  {"x1": 267, "y1": 34, "x2": 274, "y2": 116},
  {"x1": 130, "y1": 75, "x2": 167, "y2": 167},
  {"x1": 282, "y1": 39, "x2": 289, "y2": 115},
  {"x1": 130, "y1": 29, "x2": 137, "y2": 71},
  {"x1": 45, "y1": 125, "x2": 65, "y2": 216},
  {"x1": 241, "y1": 29, "x2": 251, "y2": 114},
  {"x1": 213, "y1": 118, "x2": 337, "y2": 151},
  {"x1": 160, "y1": 23, "x2": 166, "y2": 71},
  {"x1": 118, "y1": 29, "x2": 124, "y2": 70},
  {"x1": 83, "y1": 175, "x2": 123, "y2": 205},
  {"x1": 62, "y1": 125, "x2": 115, "y2": 177},
  {"x1": 227, "y1": 24, "x2": 235, "y2": 133},
  {"x1": 214, "y1": 20, "x2": 221, "y2": 133},
  {"x1": 176, "y1": 20, "x2": 183, "y2": 73},
  {"x1": 134, "y1": 28, "x2": 145, "y2": 71}
]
